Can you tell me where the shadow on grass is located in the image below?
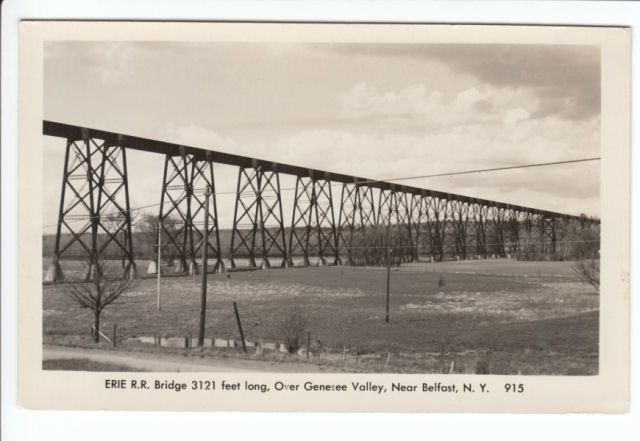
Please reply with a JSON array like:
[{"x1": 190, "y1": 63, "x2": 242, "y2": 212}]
[{"x1": 43, "y1": 358, "x2": 147, "y2": 372}]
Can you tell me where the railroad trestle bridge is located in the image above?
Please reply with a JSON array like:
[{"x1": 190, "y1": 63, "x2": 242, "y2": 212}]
[{"x1": 43, "y1": 121, "x2": 600, "y2": 282}]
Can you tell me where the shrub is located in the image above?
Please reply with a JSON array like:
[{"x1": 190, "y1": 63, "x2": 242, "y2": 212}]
[
  {"x1": 475, "y1": 359, "x2": 490, "y2": 375},
  {"x1": 280, "y1": 307, "x2": 308, "y2": 354},
  {"x1": 572, "y1": 258, "x2": 600, "y2": 291}
]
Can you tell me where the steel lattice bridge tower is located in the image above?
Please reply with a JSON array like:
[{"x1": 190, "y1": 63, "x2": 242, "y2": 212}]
[{"x1": 43, "y1": 121, "x2": 600, "y2": 282}]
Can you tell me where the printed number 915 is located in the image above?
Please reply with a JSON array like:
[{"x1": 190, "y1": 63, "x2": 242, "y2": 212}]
[{"x1": 504, "y1": 383, "x2": 524, "y2": 393}]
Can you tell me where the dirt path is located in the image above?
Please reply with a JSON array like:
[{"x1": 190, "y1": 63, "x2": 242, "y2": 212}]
[{"x1": 43, "y1": 346, "x2": 322, "y2": 373}]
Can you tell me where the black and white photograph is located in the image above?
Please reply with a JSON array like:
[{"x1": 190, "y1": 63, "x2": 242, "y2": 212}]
[
  {"x1": 41, "y1": 36, "x2": 602, "y2": 376},
  {"x1": 13, "y1": 20, "x2": 630, "y2": 413}
]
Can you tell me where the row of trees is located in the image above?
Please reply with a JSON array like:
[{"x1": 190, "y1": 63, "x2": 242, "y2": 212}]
[{"x1": 46, "y1": 212, "x2": 600, "y2": 266}]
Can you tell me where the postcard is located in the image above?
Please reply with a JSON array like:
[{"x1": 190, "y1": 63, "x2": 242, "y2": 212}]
[{"x1": 18, "y1": 21, "x2": 630, "y2": 412}]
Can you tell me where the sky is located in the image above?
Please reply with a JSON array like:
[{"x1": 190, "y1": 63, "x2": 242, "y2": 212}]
[{"x1": 42, "y1": 41, "x2": 601, "y2": 231}]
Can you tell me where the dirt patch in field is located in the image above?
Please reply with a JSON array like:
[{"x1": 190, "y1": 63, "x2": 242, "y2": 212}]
[
  {"x1": 400, "y1": 285, "x2": 598, "y2": 323},
  {"x1": 207, "y1": 280, "x2": 367, "y2": 300}
]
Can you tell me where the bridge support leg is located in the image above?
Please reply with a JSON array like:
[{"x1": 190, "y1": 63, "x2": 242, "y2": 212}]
[
  {"x1": 487, "y1": 207, "x2": 506, "y2": 258},
  {"x1": 418, "y1": 195, "x2": 433, "y2": 260},
  {"x1": 424, "y1": 197, "x2": 445, "y2": 262},
  {"x1": 358, "y1": 185, "x2": 376, "y2": 265},
  {"x1": 159, "y1": 152, "x2": 223, "y2": 274},
  {"x1": 338, "y1": 183, "x2": 377, "y2": 266},
  {"x1": 521, "y1": 212, "x2": 534, "y2": 256},
  {"x1": 508, "y1": 210, "x2": 522, "y2": 257},
  {"x1": 540, "y1": 216, "x2": 558, "y2": 255},
  {"x1": 190, "y1": 156, "x2": 224, "y2": 273},
  {"x1": 46, "y1": 132, "x2": 136, "y2": 282},
  {"x1": 376, "y1": 188, "x2": 413, "y2": 265},
  {"x1": 159, "y1": 153, "x2": 190, "y2": 273},
  {"x1": 229, "y1": 165, "x2": 288, "y2": 269},
  {"x1": 337, "y1": 183, "x2": 358, "y2": 266},
  {"x1": 396, "y1": 192, "x2": 413, "y2": 263},
  {"x1": 376, "y1": 188, "x2": 395, "y2": 265},
  {"x1": 409, "y1": 194, "x2": 424, "y2": 262},
  {"x1": 289, "y1": 174, "x2": 339, "y2": 266},
  {"x1": 473, "y1": 205, "x2": 488, "y2": 259},
  {"x1": 357, "y1": 185, "x2": 377, "y2": 265},
  {"x1": 452, "y1": 201, "x2": 469, "y2": 260},
  {"x1": 441, "y1": 200, "x2": 455, "y2": 260}
]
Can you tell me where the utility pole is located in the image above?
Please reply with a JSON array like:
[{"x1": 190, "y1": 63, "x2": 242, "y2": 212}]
[
  {"x1": 157, "y1": 221, "x2": 162, "y2": 311},
  {"x1": 386, "y1": 247, "x2": 392, "y2": 323},
  {"x1": 198, "y1": 186, "x2": 211, "y2": 347}
]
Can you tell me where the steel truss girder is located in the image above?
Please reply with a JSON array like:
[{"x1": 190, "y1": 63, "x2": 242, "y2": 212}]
[
  {"x1": 289, "y1": 175, "x2": 340, "y2": 266},
  {"x1": 158, "y1": 152, "x2": 223, "y2": 274},
  {"x1": 229, "y1": 166, "x2": 289, "y2": 269},
  {"x1": 46, "y1": 135, "x2": 136, "y2": 282}
]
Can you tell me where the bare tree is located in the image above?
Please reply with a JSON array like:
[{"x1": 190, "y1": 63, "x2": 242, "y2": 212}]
[
  {"x1": 62, "y1": 262, "x2": 136, "y2": 342},
  {"x1": 135, "y1": 213, "x2": 181, "y2": 265},
  {"x1": 572, "y1": 258, "x2": 600, "y2": 291},
  {"x1": 103, "y1": 210, "x2": 139, "y2": 268}
]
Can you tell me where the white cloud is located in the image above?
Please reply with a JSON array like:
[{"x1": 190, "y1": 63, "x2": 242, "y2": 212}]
[
  {"x1": 97, "y1": 43, "x2": 135, "y2": 84},
  {"x1": 503, "y1": 108, "x2": 530, "y2": 125},
  {"x1": 336, "y1": 82, "x2": 543, "y2": 130},
  {"x1": 337, "y1": 82, "x2": 444, "y2": 120}
]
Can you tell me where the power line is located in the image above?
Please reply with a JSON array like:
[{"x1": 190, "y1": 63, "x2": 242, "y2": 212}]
[{"x1": 377, "y1": 157, "x2": 601, "y2": 184}]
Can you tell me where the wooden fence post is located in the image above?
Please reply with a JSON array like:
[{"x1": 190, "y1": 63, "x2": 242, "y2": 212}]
[{"x1": 233, "y1": 302, "x2": 248, "y2": 353}]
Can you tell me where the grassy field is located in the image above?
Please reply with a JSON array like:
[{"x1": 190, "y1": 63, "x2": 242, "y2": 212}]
[{"x1": 42, "y1": 259, "x2": 599, "y2": 374}]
